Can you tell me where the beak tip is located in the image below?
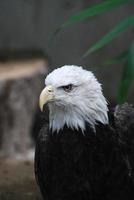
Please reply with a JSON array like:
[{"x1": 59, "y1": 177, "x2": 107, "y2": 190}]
[{"x1": 39, "y1": 101, "x2": 44, "y2": 112}]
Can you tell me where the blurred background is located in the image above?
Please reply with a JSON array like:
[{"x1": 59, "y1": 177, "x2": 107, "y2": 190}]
[{"x1": 0, "y1": 0, "x2": 133, "y2": 199}]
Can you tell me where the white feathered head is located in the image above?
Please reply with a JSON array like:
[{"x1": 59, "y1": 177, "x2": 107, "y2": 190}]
[{"x1": 40, "y1": 65, "x2": 108, "y2": 132}]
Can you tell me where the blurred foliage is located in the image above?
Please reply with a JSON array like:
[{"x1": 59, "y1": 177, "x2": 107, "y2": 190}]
[
  {"x1": 118, "y1": 42, "x2": 134, "y2": 103},
  {"x1": 57, "y1": 0, "x2": 134, "y2": 104}
]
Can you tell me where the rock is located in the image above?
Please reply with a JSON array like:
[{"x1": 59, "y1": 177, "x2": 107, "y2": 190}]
[{"x1": 0, "y1": 59, "x2": 48, "y2": 160}]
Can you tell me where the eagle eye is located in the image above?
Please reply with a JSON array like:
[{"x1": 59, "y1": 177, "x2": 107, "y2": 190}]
[{"x1": 62, "y1": 84, "x2": 73, "y2": 92}]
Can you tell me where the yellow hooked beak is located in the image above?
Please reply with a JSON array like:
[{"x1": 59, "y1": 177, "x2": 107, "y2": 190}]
[{"x1": 39, "y1": 85, "x2": 54, "y2": 111}]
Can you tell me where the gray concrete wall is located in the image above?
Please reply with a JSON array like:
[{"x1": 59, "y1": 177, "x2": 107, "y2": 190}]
[{"x1": 0, "y1": 0, "x2": 133, "y2": 103}]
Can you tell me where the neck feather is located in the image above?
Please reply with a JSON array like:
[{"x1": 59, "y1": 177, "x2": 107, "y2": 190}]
[{"x1": 48, "y1": 98, "x2": 108, "y2": 133}]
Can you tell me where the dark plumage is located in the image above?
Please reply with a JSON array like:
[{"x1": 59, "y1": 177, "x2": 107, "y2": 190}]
[{"x1": 35, "y1": 103, "x2": 134, "y2": 200}]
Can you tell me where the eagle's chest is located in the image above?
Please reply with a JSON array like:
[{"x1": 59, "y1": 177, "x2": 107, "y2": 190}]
[
  {"x1": 44, "y1": 126, "x2": 114, "y2": 188},
  {"x1": 37, "y1": 124, "x2": 133, "y2": 200}
]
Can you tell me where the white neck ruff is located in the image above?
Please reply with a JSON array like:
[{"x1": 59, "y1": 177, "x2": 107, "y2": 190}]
[{"x1": 48, "y1": 95, "x2": 108, "y2": 133}]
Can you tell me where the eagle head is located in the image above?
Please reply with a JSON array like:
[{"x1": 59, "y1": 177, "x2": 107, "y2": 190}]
[{"x1": 39, "y1": 65, "x2": 108, "y2": 133}]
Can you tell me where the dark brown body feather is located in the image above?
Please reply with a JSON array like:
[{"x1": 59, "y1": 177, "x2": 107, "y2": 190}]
[{"x1": 35, "y1": 104, "x2": 134, "y2": 200}]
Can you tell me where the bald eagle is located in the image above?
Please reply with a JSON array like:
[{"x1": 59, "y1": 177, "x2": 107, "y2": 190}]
[{"x1": 35, "y1": 65, "x2": 134, "y2": 200}]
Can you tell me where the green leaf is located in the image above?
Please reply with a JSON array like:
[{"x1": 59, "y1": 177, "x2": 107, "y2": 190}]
[
  {"x1": 117, "y1": 42, "x2": 134, "y2": 104},
  {"x1": 83, "y1": 15, "x2": 134, "y2": 57},
  {"x1": 60, "y1": 0, "x2": 133, "y2": 29},
  {"x1": 101, "y1": 50, "x2": 128, "y2": 66}
]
